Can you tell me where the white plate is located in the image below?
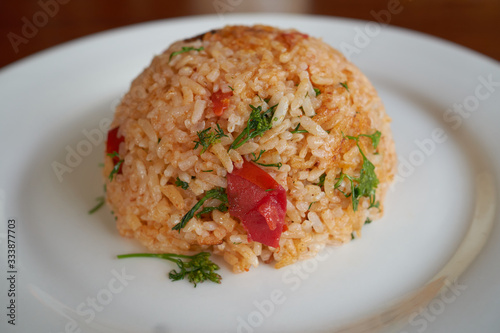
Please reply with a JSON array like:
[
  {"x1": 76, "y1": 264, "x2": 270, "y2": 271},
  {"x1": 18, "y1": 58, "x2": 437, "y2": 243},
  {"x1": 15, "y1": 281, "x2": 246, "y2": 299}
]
[{"x1": 1, "y1": 14, "x2": 499, "y2": 333}]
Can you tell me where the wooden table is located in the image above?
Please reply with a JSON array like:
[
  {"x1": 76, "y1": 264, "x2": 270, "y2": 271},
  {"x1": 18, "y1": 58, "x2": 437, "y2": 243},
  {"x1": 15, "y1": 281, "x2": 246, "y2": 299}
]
[{"x1": 1, "y1": 0, "x2": 499, "y2": 69}]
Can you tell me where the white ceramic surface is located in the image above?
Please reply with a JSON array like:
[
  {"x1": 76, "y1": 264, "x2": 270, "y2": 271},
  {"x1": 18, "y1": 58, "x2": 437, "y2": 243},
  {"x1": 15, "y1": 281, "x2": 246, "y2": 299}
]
[{"x1": 0, "y1": 14, "x2": 499, "y2": 333}]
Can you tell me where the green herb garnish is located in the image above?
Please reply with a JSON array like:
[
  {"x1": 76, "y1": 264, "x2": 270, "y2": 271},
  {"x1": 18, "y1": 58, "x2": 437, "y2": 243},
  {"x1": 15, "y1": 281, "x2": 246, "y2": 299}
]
[
  {"x1": 316, "y1": 173, "x2": 326, "y2": 187},
  {"x1": 290, "y1": 123, "x2": 308, "y2": 134},
  {"x1": 193, "y1": 124, "x2": 227, "y2": 154},
  {"x1": 202, "y1": 169, "x2": 213, "y2": 172},
  {"x1": 250, "y1": 150, "x2": 283, "y2": 169},
  {"x1": 107, "y1": 152, "x2": 124, "y2": 181},
  {"x1": 340, "y1": 81, "x2": 349, "y2": 92},
  {"x1": 196, "y1": 203, "x2": 228, "y2": 218},
  {"x1": 169, "y1": 46, "x2": 204, "y2": 61},
  {"x1": 229, "y1": 104, "x2": 277, "y2": 150},
  {"x1": 354, "y1": 131, "x2": 381, "y2": 150},
  {"x1": 175, "y1": 177, "x2": 189, "y2": 190},
  {"x1": 308, "y1": 202, "x2": 316, "y2": 210},
  {"x1": 228, "y1": 85, "x2": 234, "y2": 91},
  {"x1": 334, "y1": 132, "x2": 381, "y2": 211},
  {"x1": 334, "y1": 171, "x2": 352, "y2": 197},
  {"x1": 364, "y1": 218, "x2": 372, "y2": 224},
  {"x1": 254, "y1": 162, "x2": 283, "y2": 169},
  {"x1": 88, "y1": 196, "x2": 105, "y2": 214},
  {"x1": 251, "y1": 149, "x2": 265, "y2": 162},
  {"x1": 265, "y1": 189, "x2": 274, "y2": 192},
  {"x1": 117, "y1": 252, "x2": 221, "y2": 287},
  {"x1": 173, "y1": 187, "x2": 228, "y2": 232},
  {"x1": 314, "y1": 88, "x2": 321, "y2": 96},
  {"x1": 369, "y1": 197, "x2": 380, "y2": 209}
]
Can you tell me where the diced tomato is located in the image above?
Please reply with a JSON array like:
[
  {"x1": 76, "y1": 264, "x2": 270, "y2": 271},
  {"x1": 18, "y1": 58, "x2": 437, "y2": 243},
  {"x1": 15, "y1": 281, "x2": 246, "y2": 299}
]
[
  {"x1": 227, "y1": 161, "x2": 287, "y2": 248},
  {"x1": 106, "y1": 127, "x2": 124, "y2": 173},
  {"x1": 211, "y1": 90, "x2": 233, "y2": 116}
]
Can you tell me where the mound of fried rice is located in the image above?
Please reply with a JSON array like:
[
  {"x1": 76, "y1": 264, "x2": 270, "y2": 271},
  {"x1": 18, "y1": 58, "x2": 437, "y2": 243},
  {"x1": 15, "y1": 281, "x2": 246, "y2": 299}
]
[{"x1": 104, "y1": 25, "x2": 397, "y2": 273}]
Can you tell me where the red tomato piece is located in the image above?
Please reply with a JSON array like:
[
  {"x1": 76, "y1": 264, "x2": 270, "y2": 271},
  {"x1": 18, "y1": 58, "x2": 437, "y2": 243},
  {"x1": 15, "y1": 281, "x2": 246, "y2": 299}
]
[
  {"x1": 106, "y1": 127, "x2": 123, "y2": 154},
  {"x1": 211, "y1": 90, "x2": 233, "y2": 116},
  {"x1": 227, "y1": 161, "x2": 286, "y2": 248},
  {"x1": 106, "y1": 127, "x2": 124, "y2": 174}
]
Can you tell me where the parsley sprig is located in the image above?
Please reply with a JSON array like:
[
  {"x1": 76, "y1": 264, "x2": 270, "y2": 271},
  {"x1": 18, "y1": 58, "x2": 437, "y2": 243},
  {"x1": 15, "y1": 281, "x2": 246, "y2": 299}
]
[
  {"x1": 169, "y1": 46, "x2": 204, "y2": 61},
  {"x1": 335, "y1": 131, "x2": 381, "y2": 211},
  {"x1": 229, "y1": 104, "x2": 277, "y2": 150},
  {"x1": 117, "y1": 252, "x2": 221, "y2": 287},
  {"x1": 353, "y1": 131, "x2": 381, "y2": 151},
  {"x1": 193, "y1": 124, "x2": 227, "y2": 154},
  {"x1": 173, "y1": 187, "x2": 228, "y2": 231}
]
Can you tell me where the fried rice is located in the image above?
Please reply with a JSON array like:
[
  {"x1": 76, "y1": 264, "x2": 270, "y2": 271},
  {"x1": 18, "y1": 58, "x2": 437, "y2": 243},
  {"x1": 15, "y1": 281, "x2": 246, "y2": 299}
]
[{"x1": 104, "y1": 25, "x2": 397, "y2": 273}]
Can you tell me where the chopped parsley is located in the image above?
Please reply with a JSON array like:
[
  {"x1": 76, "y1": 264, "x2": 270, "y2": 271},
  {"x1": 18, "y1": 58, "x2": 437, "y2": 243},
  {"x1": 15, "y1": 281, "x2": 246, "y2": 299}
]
[
  {"x1": 175, "y1": 177, "x2": 189, "y2": 190},
  {"x1": 228, "y1": 85, "x2": 234, "y2": 91},
  {"x1": 254, "y1": 161, "x2": 283, "y2": 169},
  {"x1": 196, "y1": 203, "x2": 228, "y2": 218},
  {"x1": 117, "y1": 252, "x2": 221, "y2": 287},
  {"x1": 169, "y1": 46, "x2": 204, "y2": 61},
  {"x1": 316, "y1": 173, "x2": 326, "y2": 187},
  {"x1": 354, "y1": 131, "x2": 381, "y2": 151},
  {"x1": 334, "y1": 132, "x2": 381, "y2": 211},
  {"x1": 173, "y1": 187, "x2": 228, "y2": 232},
  {"x1": 364, "y1": 218, "x2": 372, "y2": 224},
  {"x1": 313, "y1": 87, "x2": 321, "y2": 96},
  {"x1": 251, "y1": 150, "x2": 282, "y2": 169},
  {"x1": 308, "y1": 201, "x2": 316, "y2": 210},
  {"x1": 88, "y1": 196, "x2": 105, "y2": 214},
  {"x1": 290, "y1": 123, "x2": 308, "y2": 134},
  {"x1": 251, "y1": 149, "x2": 265, "y2": 162},
  {"x1": 369, "y1": 198, "x2": 380, "y2": 209},
  {"x1": 229, "y1": 104, "x2": 277, "y2": 150},
  {"x1": 107, "y1": 152, "x2": 124, "y2": 181},
  {"x1": 202, "y1": 169, "x2": 213, "y2": 172},
  {"x1": 340, "y1": 81, "x2": 349, "y2": 92},
  {"x1": 193, "y1": 124, "x2": 227, "y2": 154}
]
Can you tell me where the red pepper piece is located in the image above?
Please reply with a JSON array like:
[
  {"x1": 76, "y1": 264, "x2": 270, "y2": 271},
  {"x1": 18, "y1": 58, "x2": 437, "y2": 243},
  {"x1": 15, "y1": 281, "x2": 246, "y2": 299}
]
[
  {"x1": 227, "y1": 161, "x2": 286, "y2": 248},
  {"x1": 211, "y1": 90, "x2": 233, "y2": 116}
]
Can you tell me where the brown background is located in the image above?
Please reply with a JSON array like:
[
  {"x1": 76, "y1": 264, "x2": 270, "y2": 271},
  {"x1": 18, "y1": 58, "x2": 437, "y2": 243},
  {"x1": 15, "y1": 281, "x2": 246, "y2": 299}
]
[{"x1": 1, "y1": 0, "x2": 499, "y2": 69}]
